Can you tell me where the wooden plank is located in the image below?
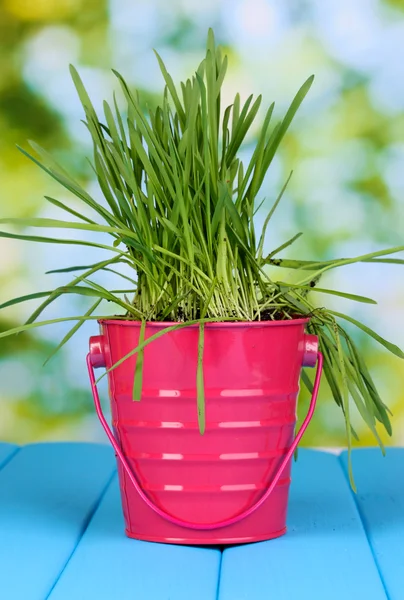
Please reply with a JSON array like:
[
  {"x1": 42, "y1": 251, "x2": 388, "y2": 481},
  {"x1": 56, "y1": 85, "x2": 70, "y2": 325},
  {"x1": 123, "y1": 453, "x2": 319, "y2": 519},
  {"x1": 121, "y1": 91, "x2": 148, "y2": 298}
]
[
  {"x1": 218, "y1": 450, "x2": 387, "y2": 600},
  {"x1": 48, "y1": 474, "x2": 222, "y2": 600},
  {"x1": 340, "y1": 448, "x2": 404, "y2": 600},
  {"x1": 0, "y1": 442, "x2": 116, "y2": 600},
  {"x1": 0, "y1": 443, "x2": 19, "y2": 469}
]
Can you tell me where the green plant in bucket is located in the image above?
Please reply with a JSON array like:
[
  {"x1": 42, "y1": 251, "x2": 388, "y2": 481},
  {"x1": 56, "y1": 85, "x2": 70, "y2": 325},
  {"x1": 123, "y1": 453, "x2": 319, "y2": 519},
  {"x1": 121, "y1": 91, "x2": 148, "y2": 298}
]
[{"x1": 0, "y1": 29, "x2": 403, "y2": 487}]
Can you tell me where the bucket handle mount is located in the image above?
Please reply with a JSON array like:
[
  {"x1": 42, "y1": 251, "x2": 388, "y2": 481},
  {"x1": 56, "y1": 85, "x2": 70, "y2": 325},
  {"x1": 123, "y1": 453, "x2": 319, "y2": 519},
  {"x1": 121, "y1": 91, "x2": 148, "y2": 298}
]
[{"x1": 86, "y1": 341, "x2": 323, "y2": 531}]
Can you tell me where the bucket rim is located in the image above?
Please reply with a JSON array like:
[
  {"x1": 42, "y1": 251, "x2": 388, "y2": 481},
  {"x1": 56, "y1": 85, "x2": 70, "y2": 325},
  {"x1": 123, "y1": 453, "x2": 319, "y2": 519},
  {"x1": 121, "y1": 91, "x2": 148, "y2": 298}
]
[{"x1": 98, "y1": 317, "x2": 310, "y2": 328}]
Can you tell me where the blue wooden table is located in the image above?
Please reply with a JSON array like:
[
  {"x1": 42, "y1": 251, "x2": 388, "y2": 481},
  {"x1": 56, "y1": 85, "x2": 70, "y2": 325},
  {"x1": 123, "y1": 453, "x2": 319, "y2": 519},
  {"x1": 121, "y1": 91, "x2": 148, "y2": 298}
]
[{"x1": 0, "y1": 443, "x2": 403, "y2": 600}]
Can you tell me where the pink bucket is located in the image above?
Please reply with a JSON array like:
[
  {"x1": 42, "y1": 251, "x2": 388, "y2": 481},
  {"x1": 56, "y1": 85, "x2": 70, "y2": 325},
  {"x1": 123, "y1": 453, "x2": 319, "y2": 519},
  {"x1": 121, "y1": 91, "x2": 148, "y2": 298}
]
[{"x1": 87, "y1": 319, "x2": 323, "y2": 545}]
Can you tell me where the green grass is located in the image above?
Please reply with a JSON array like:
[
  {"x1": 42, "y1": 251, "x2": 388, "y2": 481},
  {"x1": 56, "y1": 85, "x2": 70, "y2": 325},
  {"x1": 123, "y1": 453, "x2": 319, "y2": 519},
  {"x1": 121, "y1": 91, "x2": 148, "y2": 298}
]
[{"x1": 0, "y1": 29, "x2": 403, "y2": 482}]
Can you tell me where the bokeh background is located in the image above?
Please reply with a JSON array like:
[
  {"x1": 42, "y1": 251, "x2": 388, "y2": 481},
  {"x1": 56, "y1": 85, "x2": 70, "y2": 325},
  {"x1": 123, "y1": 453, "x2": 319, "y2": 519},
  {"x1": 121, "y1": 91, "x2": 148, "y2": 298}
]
[{"x1": 0, "y1": 0, "x2": 403, "y2": 447}]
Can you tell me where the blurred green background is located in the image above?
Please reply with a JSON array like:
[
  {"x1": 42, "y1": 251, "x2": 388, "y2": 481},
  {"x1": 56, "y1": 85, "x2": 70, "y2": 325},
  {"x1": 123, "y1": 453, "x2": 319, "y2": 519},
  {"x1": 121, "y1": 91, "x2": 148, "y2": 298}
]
[{"x1": 0, "y1": 0, "x2": 403, "y2": 447}]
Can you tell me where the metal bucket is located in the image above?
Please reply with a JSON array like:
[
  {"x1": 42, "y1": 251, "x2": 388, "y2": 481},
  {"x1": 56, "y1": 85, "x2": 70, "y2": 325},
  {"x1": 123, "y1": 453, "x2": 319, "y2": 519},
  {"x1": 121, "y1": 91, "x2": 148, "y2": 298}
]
[{"x1": 87, "y1": 319, "x2": 322, "y2": 545}]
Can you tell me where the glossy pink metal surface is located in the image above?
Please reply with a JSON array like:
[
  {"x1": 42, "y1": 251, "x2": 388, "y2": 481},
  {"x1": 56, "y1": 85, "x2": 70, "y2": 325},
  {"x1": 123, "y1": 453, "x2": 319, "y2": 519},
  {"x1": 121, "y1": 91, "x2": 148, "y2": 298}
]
[{"x1": 88, "y1": 319, "x2": 323, "y2": 544}]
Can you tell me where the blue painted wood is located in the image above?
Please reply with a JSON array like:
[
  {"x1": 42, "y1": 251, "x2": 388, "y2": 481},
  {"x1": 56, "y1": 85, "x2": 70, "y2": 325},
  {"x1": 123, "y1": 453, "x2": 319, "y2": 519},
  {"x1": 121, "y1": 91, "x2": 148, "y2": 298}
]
[
  {"x1": 218, "y1": 450, "x2": 387, "y2": 600},
  {"x1": 340, "y1": 448, "x2": 404, "y2": 600},
  {"x1": 0, "y1": 442, "x2": 116, "y2": 600},
  {"x1": 2, "y1": 443, "x2": 400, "y2": 600},
  {"x1": 48, "y1": 474, "x2": 221, "y2": 600},
  {"x1": 0, "y1": 443, "x2": 18, "y2": 469}
]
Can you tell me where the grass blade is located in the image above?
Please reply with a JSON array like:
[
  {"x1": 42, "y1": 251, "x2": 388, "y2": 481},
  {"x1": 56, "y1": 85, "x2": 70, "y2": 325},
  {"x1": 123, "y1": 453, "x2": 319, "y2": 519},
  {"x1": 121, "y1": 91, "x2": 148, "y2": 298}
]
[
  {"x1": 133, "y1": 320, "x2": 146, "y2": 401},
  {"x1": 330, "y1": 310, "x2": 404, "y2": 358},
  {"x1": 45, "y1": 196, "x2": 95, "y2": 224},
  {"x1": 43, "y1": 299, "x2": 102, "y2": 366},
  {"x1": 197, "y1": 322, "x2": 206, "y2": 434},
  {"x1": 0, "y1": 291, "x2": 52, "y2": 310},
  {"x1": 0, "y1": 230, "x2": 126, "y2": 255},
  {"x1": 257, "y1": 171, "x2": 293, "y2": 261},
  {"x1": 0, "y1": 315, "x2": 117, "y2": 339}
]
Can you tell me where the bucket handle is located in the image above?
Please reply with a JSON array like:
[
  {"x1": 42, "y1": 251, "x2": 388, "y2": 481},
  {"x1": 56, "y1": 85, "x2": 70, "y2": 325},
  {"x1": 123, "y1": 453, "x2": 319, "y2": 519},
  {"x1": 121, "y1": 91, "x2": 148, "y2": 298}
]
[{"x1": 86, "y1": 350, "x2": 323, "y2": 531}]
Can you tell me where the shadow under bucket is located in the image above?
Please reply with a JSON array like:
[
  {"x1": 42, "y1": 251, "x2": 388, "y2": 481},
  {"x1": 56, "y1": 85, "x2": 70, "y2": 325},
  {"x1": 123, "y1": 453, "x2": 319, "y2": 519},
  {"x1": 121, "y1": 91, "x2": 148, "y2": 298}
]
[{"x1": 87, "y1": 319, "x2": 323, "y2": 545}]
